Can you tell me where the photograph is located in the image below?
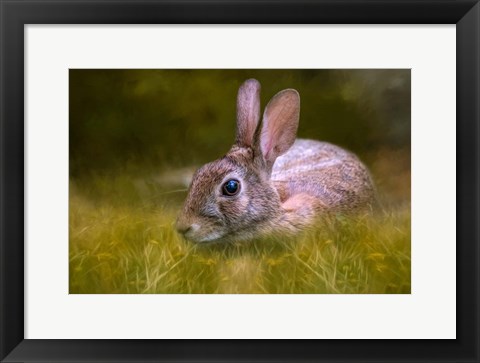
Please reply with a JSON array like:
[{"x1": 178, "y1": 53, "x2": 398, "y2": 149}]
[{"x1": 69, "y1": 69, "x2": 411, "y2": 294}]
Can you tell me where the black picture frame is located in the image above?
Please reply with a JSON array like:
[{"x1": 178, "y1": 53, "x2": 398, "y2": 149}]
[{"x1": 1, "y1": 1, "x2": 479, "y2": 362}]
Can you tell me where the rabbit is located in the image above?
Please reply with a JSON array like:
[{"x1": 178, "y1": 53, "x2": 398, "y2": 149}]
[{"x1": 176, "y1": 79, "x2": 375, "y2": 243}]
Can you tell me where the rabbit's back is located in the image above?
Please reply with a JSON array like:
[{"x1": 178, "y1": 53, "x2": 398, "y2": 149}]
[{"x1": 272, "y1": 139, "x2": 375, "y2": 211}]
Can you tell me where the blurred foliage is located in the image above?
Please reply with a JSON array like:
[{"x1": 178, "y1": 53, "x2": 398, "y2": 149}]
[
  {"x1": 70, "y1": 177, "x2": 410, "y2": 294},
  {"x1": 70, "y1": 69, "x2": 410, "y2": 177}
]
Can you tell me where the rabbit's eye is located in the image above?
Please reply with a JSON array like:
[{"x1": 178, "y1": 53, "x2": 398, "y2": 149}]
[{"x1": 222, "y1": 179, "x2": 240, "y2": 196}]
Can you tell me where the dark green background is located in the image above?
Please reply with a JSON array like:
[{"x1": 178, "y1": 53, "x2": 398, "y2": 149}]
[{"x1": 69, "y1": 69, "x2": 410, "y2": 180}]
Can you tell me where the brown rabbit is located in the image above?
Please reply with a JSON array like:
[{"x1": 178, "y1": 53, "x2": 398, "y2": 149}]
[{"x1": 176, "y1": 79, "x2": 375, "y2": 243}]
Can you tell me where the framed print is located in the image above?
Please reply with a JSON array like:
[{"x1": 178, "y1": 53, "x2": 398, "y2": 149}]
[{"x1": 1, "y1": 0, "x2": 479, "y2": 362}]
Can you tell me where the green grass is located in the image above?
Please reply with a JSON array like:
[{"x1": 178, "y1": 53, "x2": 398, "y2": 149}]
[{"x1": 69, "y1": 174, "x2": 410, "y2": 294}]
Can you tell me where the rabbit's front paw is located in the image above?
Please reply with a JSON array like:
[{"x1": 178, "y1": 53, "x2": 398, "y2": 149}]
[{"x1": 281, "y1": 193, "x2": 324, "y2": 230}]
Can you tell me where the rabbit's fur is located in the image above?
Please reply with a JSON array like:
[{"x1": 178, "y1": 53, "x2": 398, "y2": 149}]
[{"x1": 176, "y1": 79, "x2": 375, "y2": 243}]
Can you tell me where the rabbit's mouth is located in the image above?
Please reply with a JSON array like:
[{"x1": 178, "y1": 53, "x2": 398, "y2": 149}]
[
  {"x1": 180, "y1": 228, "x2": 227, "y2": 244},
  {"x1": 194, "y1": 231, "x2": 226, "y2": 244}
]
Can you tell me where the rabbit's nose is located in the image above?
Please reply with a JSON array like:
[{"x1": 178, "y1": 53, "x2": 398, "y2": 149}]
[
  {"x1": 177, "y1": 224, "x2": 192, "y2": 235},
  {"x1": 176, "y1": 219, "x2": 198, "y2": 237}
]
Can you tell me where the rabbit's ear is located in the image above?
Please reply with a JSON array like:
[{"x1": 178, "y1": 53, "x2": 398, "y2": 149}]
[
  {"x1": 236, "y1": 79, "x2": 261, "y2": 148},
  {"x1": 258, "y1": 89, "x2": 300, "y2": 168}
]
